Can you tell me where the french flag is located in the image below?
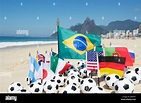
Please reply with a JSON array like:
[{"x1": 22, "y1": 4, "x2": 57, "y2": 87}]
[{"x1": 129, "y1": 49, "x2": 135, "y2": 63}]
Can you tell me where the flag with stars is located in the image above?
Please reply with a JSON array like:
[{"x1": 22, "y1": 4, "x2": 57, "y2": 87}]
[
  {"x1": 86, "y1": 50, "x2": 103, "y2": 71},
  {"x1": 58, "y1": 26, "x2": 102, "y2": 59}
]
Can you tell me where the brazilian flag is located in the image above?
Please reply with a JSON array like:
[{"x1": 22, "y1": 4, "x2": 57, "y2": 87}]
[{"x1": 58, "y1": 27, "x2": 102, "y2": 59}]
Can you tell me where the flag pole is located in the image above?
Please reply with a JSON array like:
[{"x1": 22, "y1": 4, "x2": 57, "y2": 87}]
[
  {"x1": 56, "y1": 18, "x2": 60, "y2": 58},
  {"x1": 96, "y1": 52, "x2": 100, "y2": 86},
  {"x1": 93, "y1": 46, "x2": 100, "y2": 86}
]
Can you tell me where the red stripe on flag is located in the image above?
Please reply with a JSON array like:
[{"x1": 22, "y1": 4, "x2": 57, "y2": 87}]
[
  {"x1": 46, "y1": 61, "x2": 50, "y2": 63},
  {"x1": 59, "y1": 63, "x2": 71, "y2": 74},
  {"x1": 99, "y1": 62, "x2": 125, "y2": 71}
]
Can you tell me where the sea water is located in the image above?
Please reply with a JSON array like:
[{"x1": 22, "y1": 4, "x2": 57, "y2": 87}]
[{"x1": 0, "y1": 36, "x2": 57, "y2": 49}]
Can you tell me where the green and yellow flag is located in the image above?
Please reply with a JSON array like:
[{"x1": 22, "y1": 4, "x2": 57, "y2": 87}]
[{"x1": 58, "y1": 26, "x2": 102, "y2": 59}]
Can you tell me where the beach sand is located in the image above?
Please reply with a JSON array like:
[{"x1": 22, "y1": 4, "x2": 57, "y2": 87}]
[{"x1": 0, "y1": 38, "x2": 141, "y2": 93}]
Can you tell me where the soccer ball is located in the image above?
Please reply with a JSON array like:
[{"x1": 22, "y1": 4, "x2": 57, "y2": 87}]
[
  {"x1": 77, "y1": 60, "x2": 86, "y2": 70},
  {"x1": 26, "y1": 77, "x2": 32, "y2": 85},
  {"x1": 51, "y1": 74, "x2": 66, "y2": 86},
  {"x1": 134, "y1": 67, "x2": 141, "y2": 76},
  {"x1": 113, "y1": 77, "x2": 135, "y2": 93},
  {"x1": 28, "y1": 81, "x2": 43, "y2": 93},
  {"x1": 43, "y1": 79, "x2": 59, "y2": 93},
  {"x1": 124, "y1": 69, "x2": 141, "y2": 85},
  {"x1": 63, "y1": 61, "x2": 76, "y2": 76},
  {"x1": 88, "y1": 86, "x2": 108, "y2": 93},
  {"x1": 105, "y1": 74, "x2": 120, "y2": 90},
  {"x1": 64, "y1": 74, "x2": 81, "y2": 87},
  {"x1": 66, "y1": 68, "x2": 80, "y2": 77},
  {"x1": 17, "y1": 88, "x2": 31, "y2": 93},
  {"x1": 59, "y1": 84, "x2": 80, "y2": 94},
  {"x1": 79, "y1": 67, "x2": 91, "y2": 78},
  {"x1": 7, "y1": 81, "x2": 23, "y2": 93},
  {"x1": 80, "y1": 78, "x2": 97, "y2": 93}
]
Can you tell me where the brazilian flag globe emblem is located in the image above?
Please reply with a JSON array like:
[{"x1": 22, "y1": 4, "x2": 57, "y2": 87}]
[
  {"x1": 63, "y1": 34, "x2": 94, "y2": 55},
  {"x1": 58, "y1": 26, "x2": 102, "y2": 59}
]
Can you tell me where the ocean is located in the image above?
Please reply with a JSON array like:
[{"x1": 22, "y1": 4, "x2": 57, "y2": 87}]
[{"x1": 0, "y1": 36, "x2": 57, "y2": 49}]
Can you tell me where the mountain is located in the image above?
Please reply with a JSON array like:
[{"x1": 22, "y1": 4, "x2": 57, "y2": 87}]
[
  {"x1": 50, "y1": 18, "x2": 141, "y2": 38},
  {"x1": 50, "y1": 17, "x2": 107, "y2": 38},
  {"x1": 69, "y1": 17, "x2": 107, "y2": 35},
  {"x1": 100, "y1": 19, "x2": 141, "y2": 31}
]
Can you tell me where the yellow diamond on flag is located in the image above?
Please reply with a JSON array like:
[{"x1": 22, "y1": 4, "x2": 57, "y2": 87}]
[{"x1": 62, "y1": 34, "x2": 94, "y2": 55}]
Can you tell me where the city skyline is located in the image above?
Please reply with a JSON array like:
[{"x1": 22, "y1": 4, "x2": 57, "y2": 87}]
[{"x1": 0, "y1": 0, "x2": 141, "y2": 37}]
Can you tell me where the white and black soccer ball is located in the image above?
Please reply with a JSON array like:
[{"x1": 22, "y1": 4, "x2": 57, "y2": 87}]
[
  {"x1": 63, "y1": 61, "x2": 76, "y2": 76},
  {"x1": 77, "y1": 60, "x2": 86, "y2": 70},
  {"x1": 28, "y1": 80, "x2": 43, "y2": 93},
  {"x1": 134, "y1": 67, "x2": 141, "y2": 76},
  {"x1": 51, "y1": 74, "x2": 66, "y2": 87},
  {"x1": 64, "y1": 74, "x2": 81, "y2": 87},
  {"x1": 17, "y1": 88, "x2": 31, "y2": 93},
  {"x1": 124, "y1": 69, "x2": 141, "y2": 85},
  {"x1": 79, "y1": 67, "x2": 91, "y2": 78},
  {"x1": 105, "y1": 73, "x2": 120, "y2": 90},
  {"x1": 66, "y1": 68, "x2": 80, "y2": 77},
  {"x1": 113, "y1": 77, "x2": 135, "y2": 93},
  {"x1": 88, "y1": 86, "x2": 108, "y2": 93},
  {"x1": 59, "y1": 84, "x2": 80, "y2": 94},
  {"x1": 7, "y1": 81, "x2": 23, "y2": 93},
  {"x1": 43, "y1": 79, "x2": 59, "y2": 93},
  {"x1": 80, "y1": 78, "x2": 97, "y2": 93},
  {"x1": 26, "y1": 77, "x2": 32, "y2": 85}
]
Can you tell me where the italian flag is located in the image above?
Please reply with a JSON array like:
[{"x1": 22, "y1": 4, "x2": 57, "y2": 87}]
[{"x1": 50, "y1": 56, "x2": 71, "y2": 74}]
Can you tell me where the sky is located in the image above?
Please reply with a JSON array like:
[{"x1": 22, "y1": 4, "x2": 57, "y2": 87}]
[{"x1": 0, "y1": 0, "x2": 141, "y2": 37}]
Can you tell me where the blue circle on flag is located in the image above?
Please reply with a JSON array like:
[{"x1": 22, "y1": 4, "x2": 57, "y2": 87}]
[{"x1": 73, "y1": 36, "x2": 87, "y2": 51}]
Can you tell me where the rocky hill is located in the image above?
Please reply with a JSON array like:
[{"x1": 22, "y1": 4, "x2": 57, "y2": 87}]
[
  {"x1": 100, "y1": 19, "x2": 141, "y2": 31},
  {"x1": 50, "y1": 17, "x2": 141, "y2": 38}
]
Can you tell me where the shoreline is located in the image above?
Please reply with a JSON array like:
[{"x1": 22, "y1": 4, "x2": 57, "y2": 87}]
[{"x1": 0, "y1": 42, "x2": 58, "y2": 51}]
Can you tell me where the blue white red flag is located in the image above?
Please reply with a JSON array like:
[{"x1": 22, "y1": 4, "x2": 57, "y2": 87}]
[{"x1": 86, "y1": 50, "x2": 102, "y2": 71}]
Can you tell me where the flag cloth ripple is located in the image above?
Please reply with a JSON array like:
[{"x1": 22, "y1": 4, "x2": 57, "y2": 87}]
[
  {"x1": 99, "y1": 56, "x2": 126, "y2": 77},
  {"x1": 50, "y1": 56, "x2": 71, "y2": 74},
  {"x1": 58, "y1": 26, "x2": 102, "y2": 59},
  {"x1": 28, "y1": 56, "x2": 41, "y2": 83},
  {"x1": 104, "y1": 47, "x2": 133, "y2": 66},
  {"x1": 86, "y1": 50, "x2": 103, "y2": 71}
]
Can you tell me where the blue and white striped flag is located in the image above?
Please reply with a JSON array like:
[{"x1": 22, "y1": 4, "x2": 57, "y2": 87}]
[{"x1": 28, "y1": 56, "x2": 42, "y2": 83}]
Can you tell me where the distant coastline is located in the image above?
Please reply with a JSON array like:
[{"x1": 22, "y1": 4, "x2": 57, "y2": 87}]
[{"x1": 0, "y1": 36, "x2": 57, "y2": 49}]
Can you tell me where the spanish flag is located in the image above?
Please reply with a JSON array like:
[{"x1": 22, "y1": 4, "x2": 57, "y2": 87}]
[
  {"x1": 99, "y1": 56, "x2": 126, "y2": 77},
  {"x1": 58, "y1": 27, "x2": 102, "y2": 59}
]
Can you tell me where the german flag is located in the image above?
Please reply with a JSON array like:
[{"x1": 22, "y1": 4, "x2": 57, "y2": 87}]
[{"x1": 99, "y1": 56, "x2": 126, "y2": 77}]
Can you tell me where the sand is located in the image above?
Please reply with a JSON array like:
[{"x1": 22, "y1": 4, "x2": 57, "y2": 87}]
[{"x1": 0, "y1": 38, "x2": 141, "y2": 93}]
